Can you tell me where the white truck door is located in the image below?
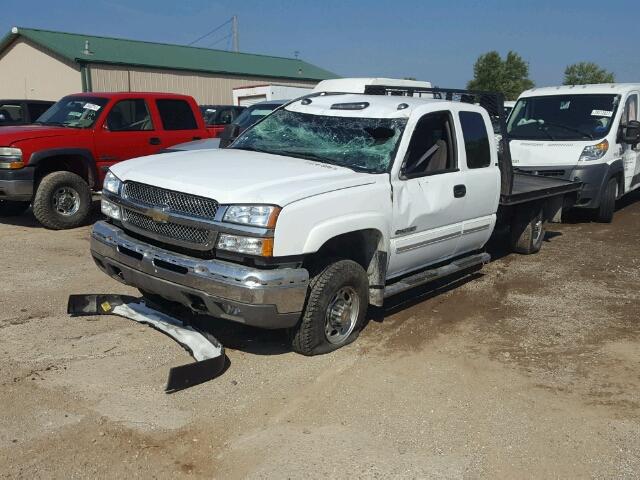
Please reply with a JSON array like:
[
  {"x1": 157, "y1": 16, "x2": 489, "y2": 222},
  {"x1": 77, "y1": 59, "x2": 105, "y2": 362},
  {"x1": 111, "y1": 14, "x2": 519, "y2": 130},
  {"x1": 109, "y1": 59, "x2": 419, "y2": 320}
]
[
  {"x1": 455, "y1": 110, "x2": 500, "y2": 255},
  {"x1": 387, "y1": 110, "x2": 468, "y2": 278},
  {"x1": 621, "y1": 92, "x2": 640, "y2": 192}
]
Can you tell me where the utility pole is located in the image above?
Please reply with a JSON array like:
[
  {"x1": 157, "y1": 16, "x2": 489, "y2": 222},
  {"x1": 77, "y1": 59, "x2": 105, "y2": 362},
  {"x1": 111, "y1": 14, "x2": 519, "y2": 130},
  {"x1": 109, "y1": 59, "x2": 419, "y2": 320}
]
[{"x1": 231, "y1": 15, "x2": 239, "y2": 52}]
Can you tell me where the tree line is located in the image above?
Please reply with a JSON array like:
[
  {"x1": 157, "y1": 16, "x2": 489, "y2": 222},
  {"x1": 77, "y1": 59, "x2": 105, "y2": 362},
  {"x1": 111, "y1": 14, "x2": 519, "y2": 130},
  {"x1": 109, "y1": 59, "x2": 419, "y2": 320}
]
[{"x1": 466, "y1": 51, "x2": 616, "y2": 100}]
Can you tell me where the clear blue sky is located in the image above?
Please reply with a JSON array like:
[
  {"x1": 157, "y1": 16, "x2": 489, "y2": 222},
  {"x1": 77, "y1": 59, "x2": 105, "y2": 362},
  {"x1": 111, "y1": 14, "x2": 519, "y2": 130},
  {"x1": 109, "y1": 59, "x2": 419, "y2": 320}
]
[{"x1": 2, "y1": 0, "x2": 638, "y2": 87}]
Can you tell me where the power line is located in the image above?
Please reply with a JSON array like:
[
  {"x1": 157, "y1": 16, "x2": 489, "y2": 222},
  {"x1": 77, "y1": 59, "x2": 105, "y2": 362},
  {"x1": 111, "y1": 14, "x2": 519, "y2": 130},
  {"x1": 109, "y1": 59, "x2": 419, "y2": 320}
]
[
  {"x1": 187, "y1": 18, "x2": 232, "y2": 46},
  {"x1": 208, "y1": 33, "x2": 232, "y2": 48}
]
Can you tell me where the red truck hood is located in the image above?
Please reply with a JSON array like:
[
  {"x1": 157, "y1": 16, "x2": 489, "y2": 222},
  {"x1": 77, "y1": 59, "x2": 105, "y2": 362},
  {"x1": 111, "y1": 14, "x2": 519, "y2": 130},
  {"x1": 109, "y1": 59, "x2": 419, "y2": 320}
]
[{"x1": 0, "y1": 125, "x2": 78, "y2": 145}]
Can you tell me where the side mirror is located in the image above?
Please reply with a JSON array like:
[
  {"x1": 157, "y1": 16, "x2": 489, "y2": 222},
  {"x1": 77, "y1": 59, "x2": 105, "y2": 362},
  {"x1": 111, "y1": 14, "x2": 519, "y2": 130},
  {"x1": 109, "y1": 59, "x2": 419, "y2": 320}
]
[
  {"x1": 219, "y1": 123, "x2": 241, "y2": 148},
  {"x1": 621, "y1": 120, "x2": 640, "y2": 145}
]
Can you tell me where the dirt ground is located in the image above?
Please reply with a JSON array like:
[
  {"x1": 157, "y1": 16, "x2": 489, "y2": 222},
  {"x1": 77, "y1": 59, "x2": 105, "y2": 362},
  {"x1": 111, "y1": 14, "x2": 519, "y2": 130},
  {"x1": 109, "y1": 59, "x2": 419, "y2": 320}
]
[{"x1": 1, "y1": 194, "x2": 639, "y2": 479}]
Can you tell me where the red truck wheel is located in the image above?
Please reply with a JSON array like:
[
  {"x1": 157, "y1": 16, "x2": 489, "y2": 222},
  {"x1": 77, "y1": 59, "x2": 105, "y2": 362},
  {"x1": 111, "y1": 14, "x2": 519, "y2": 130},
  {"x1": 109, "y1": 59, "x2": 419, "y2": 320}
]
[{"x1": 32, "y1": 171, "x2": 92, "y2": 230}]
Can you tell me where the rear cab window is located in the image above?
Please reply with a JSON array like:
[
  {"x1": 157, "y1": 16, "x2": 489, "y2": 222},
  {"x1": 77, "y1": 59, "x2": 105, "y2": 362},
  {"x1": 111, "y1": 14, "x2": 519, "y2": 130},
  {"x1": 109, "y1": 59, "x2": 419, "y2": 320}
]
[
  {"x1": 156, "y1": 99, "x2": 198, "y2": 130},
  {"x1": 459, "y1": 111, "x2": 491, "y2": 169},
  {"x1": 107, "y1": 99, "x2": 153, "y2": 131},
  {"x1": 28, "y1": 103, "x2": 52, "y2": 122}
]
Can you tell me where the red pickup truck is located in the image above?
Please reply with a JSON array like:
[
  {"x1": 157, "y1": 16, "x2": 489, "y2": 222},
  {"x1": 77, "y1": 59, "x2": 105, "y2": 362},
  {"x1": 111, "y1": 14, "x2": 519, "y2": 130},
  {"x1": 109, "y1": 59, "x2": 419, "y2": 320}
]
[{"x1": 0, "y1": 92, "x2": 213, "y2": 229}]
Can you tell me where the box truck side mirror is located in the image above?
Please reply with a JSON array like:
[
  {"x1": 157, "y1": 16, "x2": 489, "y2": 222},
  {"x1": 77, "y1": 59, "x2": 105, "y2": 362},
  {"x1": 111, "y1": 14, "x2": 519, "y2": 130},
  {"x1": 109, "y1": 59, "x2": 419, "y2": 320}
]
[{"x1": 621, "y1": 120, "x2": 640, "y2": 145}]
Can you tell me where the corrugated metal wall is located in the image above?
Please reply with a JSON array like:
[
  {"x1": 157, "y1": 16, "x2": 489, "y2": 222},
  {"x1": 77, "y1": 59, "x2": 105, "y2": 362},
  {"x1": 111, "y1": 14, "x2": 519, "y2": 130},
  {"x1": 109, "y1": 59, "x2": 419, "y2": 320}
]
[
  {"x1": 90, "y1": 65, "x2": 317, "y2": 104},
  {"x1": 0, "y1": 39, "x2": 81, "y2": 100}
]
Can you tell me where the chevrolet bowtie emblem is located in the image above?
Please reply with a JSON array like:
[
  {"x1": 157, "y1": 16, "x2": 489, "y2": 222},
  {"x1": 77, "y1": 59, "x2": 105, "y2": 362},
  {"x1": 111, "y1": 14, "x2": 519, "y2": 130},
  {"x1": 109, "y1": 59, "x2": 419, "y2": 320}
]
[{"x1": 149, "y1": 208, "x2": 170, "y2": 223}]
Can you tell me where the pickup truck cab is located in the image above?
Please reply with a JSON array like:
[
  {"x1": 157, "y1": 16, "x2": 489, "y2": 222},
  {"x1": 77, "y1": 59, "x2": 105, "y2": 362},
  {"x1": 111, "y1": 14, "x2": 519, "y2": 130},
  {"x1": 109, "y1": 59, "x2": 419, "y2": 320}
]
[
  {"x1": 0, "y1": 100, "x2": 54, "y2": 127},
  {"x1": 199, "y1": 105, "x2": 245, "y2": 137},
  {"x1": 508, "y1": 84, "x2": 640, "y2": 222},
  {"x1": 0, "y1": 92, "x2": 211, "y2": 229},
  {"x1": 91, "y1": 81, "x2": 579, "y2": 355}
]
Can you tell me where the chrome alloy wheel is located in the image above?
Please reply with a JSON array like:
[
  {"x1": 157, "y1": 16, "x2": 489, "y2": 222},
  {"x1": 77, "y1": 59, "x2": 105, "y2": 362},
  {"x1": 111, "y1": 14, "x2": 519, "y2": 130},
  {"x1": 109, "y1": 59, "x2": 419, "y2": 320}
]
[
  {"x1": 52, "y1": 187, "x2": 80, "y2": 216},
  {"x1": 325, "y1": 286, "x2": 360, "y2": 344}
]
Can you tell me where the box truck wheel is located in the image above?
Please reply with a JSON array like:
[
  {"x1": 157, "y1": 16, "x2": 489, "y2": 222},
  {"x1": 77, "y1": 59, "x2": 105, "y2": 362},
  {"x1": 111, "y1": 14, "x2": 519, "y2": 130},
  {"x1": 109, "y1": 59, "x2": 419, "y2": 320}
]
[
  {"x1": 0, "y1": 200, "x2": 30, "y2": 217},
  {"x1": 594, "y1": 177, "x2": 617, "y2": 223},
  {"x1": 290, "y1": 259, "x2": 369, "y2": 356},
  {"x1": 33, "y1": 171, "x2": 92, "y2": 230},
  {"x1": 510, "y1": 207, "x2": 545, "y2": 254}
]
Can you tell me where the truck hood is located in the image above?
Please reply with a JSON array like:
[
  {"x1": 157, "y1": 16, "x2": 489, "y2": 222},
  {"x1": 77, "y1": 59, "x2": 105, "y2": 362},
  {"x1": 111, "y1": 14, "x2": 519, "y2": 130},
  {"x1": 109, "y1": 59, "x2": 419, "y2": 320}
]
[
  {"x1": 110, "y1": 149, "x2": 378, "y2": 205},
  {"x1": 0, "y1": 125, "x2": 76, "y2": 145},
  {"x1": 510, "y1": 139, "x2": 592, "y2": 167}
]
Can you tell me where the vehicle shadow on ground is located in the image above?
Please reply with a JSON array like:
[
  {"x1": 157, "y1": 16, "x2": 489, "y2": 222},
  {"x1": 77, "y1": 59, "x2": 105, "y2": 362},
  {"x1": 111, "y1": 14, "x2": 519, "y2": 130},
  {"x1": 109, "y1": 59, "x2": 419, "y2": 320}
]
[
  {"x1": 484, "y1": 227, "x2": 563, "y2": 263},
  {"x1": 0, "y1": 199, "x2": 104, "y2": 229},
  {"x1": 368, "y1": 271, "x2": 485, "y2": 324},
  {"x1": 192, "y1": 270, "x2": 487, "y2": 357}
]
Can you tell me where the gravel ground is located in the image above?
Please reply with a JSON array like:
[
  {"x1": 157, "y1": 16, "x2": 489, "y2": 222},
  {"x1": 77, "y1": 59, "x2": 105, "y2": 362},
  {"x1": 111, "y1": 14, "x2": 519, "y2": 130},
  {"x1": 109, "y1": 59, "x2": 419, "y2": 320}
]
[{"x1": 0, "y1": 194, "x2": 639, "y2": 479}]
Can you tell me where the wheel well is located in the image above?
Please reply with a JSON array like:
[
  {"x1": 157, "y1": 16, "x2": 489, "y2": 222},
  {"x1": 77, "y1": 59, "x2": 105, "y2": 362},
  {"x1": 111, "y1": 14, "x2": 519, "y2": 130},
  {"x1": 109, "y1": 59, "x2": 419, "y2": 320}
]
[
  {"x1": 306, "y1": 229, "x2": 387, "y2": 307},
  {"x1": 34, "y1": 155, "x2": 93, "y2": 187},
  {"x1": 612, "y1": 171, "x2": 624, "y2": 197}
]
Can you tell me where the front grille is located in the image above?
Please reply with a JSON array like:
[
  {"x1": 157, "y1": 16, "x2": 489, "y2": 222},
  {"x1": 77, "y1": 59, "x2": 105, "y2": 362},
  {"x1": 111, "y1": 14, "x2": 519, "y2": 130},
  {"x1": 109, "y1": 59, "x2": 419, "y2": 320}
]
[
  {"x1": 123, "y1": 181, "x2": 218, "y2": 219},
  {"x1": 123, "y1": 209, "x2": 211, "y2": 245}
]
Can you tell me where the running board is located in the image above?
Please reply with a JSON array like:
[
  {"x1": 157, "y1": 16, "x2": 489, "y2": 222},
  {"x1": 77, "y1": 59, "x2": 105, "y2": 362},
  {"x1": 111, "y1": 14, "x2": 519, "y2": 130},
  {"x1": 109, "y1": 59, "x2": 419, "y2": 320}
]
[{"x1": 383, "y1": 252, "x2": 490, "y2": 299}]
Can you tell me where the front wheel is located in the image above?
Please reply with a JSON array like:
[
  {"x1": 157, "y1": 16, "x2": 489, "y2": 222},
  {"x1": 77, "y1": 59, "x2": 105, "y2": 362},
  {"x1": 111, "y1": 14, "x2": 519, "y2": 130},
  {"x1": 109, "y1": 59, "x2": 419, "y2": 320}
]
[
  {"x1": 290, "y1": 259, "x2": 369, "y2": 356},
  {"x1": 32, "y1": 171, "x2": 92, "y2": 230},
  {"x1": 594, "y1": 177, "x2": 617, "y2": 223},
  {"x1": 0, "y1": 200, "x2": 30, "y2": 217}
]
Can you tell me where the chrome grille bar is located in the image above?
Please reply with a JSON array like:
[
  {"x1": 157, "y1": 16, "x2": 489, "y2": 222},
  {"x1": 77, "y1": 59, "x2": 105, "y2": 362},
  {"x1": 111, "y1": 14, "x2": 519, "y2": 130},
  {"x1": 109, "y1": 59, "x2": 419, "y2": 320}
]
[{"x1": 123, "y1": 181, "x2": 219, "y2": 219}]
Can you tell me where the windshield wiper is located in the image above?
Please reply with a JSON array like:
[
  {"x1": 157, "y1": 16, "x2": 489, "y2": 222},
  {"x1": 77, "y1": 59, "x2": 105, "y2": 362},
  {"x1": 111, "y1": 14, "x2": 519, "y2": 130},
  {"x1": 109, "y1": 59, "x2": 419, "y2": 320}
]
[
  {"x1": 542, "y1": 122, "x2": 594, "y2": 140},
  {"x1": 277, "y1": 150, "x2": 371, "y2": 172},
  {"x1": 34, "y1": 121, "x2": 64, "y2": 126},
  {"x1": 536, "y1": 123, "x2": 556, "y2": 141}
]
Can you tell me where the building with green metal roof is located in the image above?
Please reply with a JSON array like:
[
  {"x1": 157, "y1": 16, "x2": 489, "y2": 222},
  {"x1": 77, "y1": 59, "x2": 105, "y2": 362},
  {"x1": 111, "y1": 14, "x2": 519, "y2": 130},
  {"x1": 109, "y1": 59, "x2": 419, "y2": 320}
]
[{"x1": 0, "y1": 27, "x2": 336, "y2": 103}]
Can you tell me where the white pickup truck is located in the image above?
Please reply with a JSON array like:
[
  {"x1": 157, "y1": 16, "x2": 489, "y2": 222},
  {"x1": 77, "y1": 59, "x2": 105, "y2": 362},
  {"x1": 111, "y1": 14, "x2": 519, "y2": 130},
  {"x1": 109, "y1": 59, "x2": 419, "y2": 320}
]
[{"x1": 91, "y1": 81, "x2": 579, "y2": 355}]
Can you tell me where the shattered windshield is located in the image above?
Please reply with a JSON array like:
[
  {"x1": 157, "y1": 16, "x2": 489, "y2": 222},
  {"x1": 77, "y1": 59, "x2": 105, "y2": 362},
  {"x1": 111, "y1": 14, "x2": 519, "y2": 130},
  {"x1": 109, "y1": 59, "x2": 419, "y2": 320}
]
[{"x1": 231, "y1": 108, "x2": 407, "y2": 173}]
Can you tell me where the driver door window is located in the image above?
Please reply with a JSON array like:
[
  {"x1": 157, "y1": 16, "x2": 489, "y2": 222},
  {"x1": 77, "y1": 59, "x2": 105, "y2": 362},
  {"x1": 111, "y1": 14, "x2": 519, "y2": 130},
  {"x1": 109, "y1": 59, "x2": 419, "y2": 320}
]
[
  {"x1": 621, "y1": 94, "x2": 638, "y2": 126},
  {"x1": 402, "y1": 111, "x2": 456, "y2": 177},
  {"x1": 107, "y1": 99, "x2": 153, "y2": 131}
]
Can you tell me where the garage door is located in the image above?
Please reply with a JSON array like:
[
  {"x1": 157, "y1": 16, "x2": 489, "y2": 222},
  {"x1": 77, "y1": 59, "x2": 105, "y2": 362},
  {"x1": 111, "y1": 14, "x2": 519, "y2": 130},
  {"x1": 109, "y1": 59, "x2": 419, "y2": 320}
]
[{"x1": 238, "y1": 95, "x2": 267, "y2": 107}]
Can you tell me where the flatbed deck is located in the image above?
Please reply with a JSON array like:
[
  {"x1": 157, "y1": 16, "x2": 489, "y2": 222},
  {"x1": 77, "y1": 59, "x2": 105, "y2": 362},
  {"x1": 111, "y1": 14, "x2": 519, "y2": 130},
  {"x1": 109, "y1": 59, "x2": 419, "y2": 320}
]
[{"x1": 500, "y1": 173, "x2": 581, "y2": 206}]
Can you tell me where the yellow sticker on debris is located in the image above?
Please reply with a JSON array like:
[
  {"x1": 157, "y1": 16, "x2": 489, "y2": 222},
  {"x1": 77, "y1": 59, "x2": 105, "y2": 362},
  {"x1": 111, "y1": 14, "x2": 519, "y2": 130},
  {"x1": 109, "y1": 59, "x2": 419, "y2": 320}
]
[{"x1": 101, "y1": 301, "x2": 112, "y2": 312}]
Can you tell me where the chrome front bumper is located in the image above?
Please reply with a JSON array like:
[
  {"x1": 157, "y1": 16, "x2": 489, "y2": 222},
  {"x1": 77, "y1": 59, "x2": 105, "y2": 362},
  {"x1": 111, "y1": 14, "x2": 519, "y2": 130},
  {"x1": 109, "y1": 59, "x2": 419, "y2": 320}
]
[{"x1": 90, "y1": 221, "x2": 309, "y2": 329}]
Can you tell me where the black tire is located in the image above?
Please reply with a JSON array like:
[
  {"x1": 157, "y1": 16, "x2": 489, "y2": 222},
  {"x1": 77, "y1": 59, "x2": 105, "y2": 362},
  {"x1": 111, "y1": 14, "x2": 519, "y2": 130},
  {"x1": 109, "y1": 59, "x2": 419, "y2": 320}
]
[
  {"x1": 0, "y1": 200, "x2": 30, "y2": 217},
  {"x1": 32, "y1": 171, "x2": 92, "y2": 230},
  {"x1": 510, "y1": 207, "x2": 545, "y2": 255},
  {"x1": 594, "y1": 177, "x2": 617, "y2": 223},
  {"x1": 290, "y1": 259, "x2": 369, "y2": 356}
]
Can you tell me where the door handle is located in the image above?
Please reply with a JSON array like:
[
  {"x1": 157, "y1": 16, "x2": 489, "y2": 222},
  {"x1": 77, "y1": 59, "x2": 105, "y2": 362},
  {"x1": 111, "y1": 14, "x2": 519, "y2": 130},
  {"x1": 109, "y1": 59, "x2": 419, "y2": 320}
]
[
  {"x1": 149, "y1": 137, "x2": 161, "y2": 145},
  {"x1": 453, "y1": 184, "x2": 466, "y2": 198}
]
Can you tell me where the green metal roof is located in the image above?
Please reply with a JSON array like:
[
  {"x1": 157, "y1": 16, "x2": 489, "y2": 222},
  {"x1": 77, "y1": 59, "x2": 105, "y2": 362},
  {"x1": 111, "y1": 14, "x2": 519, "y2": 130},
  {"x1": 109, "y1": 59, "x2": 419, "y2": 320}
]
[{"x1": 0, "y1": 27, "x2": 336, "y2": 81}]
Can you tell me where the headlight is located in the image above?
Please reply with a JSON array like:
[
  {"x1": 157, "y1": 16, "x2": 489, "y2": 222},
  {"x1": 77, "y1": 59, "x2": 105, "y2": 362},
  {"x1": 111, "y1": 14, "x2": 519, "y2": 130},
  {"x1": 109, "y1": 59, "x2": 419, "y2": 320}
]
[
  {"x1": 103, "y1": 170, "x2": 122, "y2": 195},
  {"x1": 223, "y1": 205, "x2": 280, "y2": 228},
  {"x1": 217, "y1": 233, "x2": 273, "y2": 256},
  {"x1": 0, "y1": 147, "x2": 23, "y2": 169},
  {"x1": 579, "y1": 140, "x2": 608, "y2": 162},
  {"x1": 101, "y1": 198, "x2": 121, "y2": 220}
]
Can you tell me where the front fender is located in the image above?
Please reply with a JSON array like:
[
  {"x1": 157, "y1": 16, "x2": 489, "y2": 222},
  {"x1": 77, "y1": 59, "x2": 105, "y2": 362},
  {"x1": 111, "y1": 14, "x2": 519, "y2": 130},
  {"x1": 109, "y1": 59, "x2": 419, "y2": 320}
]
[
  {"x1": 302, "y1": 212, "x2": 390, "y2": 253},
  {"x1": 273, "y1": 181, "x2": 392, "y2": 257}
]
